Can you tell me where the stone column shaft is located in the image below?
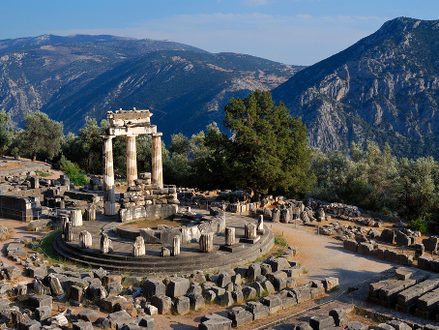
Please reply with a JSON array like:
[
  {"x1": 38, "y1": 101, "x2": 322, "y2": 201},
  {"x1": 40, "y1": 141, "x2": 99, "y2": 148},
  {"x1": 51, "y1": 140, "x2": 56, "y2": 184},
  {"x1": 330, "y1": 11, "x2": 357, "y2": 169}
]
[
  {"x1": 151, "y1": 133, "x2": 163, "y2": 188},
  {"x1": 103, "y1": 136, "x2": 116, "y2": 215},
  {"x1": 126, "y1": 135, "x2": 138, "y2": 187},
  {"x1": 225, "y1": 227, "x2": 236, "y2": 246},
  {"x1": 199, "y1": 233, "x2": 214, "y2": 253},
  {"x1": 172, "y1": 235, "x2": 181, "y2": 256}
]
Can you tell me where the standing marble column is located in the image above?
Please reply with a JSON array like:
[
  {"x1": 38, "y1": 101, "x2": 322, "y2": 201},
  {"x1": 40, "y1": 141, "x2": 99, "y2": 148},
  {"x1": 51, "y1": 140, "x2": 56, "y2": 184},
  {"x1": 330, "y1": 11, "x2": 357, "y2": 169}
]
[
  {"x1": 225, "y1": 227, "x2": 236, "y2": 246},
  {"x1": 172, "y1": 235, "x2": 181, "y2": 256},
  {"x1": 151, "y1": 132, "x2": 163, "y2": 188},
  {"x1": 126, "y1": 135, "x2": 138, "y2": 187},
  {"x1": 103, "y1": 136, "x2": 116, "y2": 215},
  {"x1": 199, "y1": 233, "x2": 214, "y2": 253}
]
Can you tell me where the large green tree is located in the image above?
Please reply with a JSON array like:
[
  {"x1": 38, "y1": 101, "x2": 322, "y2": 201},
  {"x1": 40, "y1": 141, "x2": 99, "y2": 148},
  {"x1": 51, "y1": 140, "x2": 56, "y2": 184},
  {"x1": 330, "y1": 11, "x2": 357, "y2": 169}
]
[
  {"x1": 224, "y1": 90, "x2": 314, "y2": 196},
  {"x1": 21, "y1": 111, "x2": 64, "y2": 161},
  {"x1": 0, "y1": 109, "x2": 12, "y2": 156}
]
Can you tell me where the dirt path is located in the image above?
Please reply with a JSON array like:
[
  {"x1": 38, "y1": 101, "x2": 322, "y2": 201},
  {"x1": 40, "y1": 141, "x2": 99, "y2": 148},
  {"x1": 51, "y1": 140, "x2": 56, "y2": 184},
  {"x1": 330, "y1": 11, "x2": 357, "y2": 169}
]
[{"x1": 269, "y1": 222, "x2": 394, "y2": 290}]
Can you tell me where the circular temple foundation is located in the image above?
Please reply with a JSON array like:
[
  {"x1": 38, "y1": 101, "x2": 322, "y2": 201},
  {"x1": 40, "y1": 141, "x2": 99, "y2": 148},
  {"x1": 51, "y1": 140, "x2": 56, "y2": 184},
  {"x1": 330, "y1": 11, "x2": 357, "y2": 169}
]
[{"x1": 53, "y1": 211, "x2": 274, "y2": 274}]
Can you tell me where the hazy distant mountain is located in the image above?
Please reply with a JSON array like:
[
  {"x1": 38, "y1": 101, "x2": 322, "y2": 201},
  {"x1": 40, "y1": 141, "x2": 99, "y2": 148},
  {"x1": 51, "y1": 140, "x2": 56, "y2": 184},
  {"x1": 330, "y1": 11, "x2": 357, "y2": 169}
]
[
  {"x1": 272, "y1": 17, "x2": 439, "y2": 158},
  {"x1": 43, "y1": 50, "x2": 299, "y2": 136},
  {"x1": 0, "y1": 34, "x2": 300, "y2": 138}
]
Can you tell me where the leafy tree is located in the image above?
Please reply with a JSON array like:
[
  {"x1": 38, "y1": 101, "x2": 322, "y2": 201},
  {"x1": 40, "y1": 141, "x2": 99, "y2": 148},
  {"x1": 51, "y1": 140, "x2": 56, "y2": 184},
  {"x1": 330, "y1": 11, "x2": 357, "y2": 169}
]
[
  {"x1": 224, "y1": 90, "x2": 314, "y2": 196},
  {"x1": 21, "y1": 111, "x2": 64, "y2": 161},
  {"x1": 191, "y1": 122, "x2": 231, "y2": 189},
  {"x1": 0, "y1": 109, "x2": 12, "y2": 156},
  {"x1": 60, "y1": 155, "x2": 88, "y2": 186}
]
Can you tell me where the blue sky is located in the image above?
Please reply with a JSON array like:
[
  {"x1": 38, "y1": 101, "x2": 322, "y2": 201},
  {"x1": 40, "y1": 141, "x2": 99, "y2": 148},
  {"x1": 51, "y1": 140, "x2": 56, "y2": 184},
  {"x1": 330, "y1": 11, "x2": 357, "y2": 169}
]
[{"x1": 1, "y1": 0, "x2": 438, "y2": 65}]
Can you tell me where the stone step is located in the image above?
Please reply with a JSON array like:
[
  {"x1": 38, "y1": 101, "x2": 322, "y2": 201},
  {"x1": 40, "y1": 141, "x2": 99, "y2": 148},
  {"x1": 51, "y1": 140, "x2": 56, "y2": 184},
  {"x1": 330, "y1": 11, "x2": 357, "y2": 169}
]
[{"x1": 53, "y1": 230, "x2": 274, "y2": 273}]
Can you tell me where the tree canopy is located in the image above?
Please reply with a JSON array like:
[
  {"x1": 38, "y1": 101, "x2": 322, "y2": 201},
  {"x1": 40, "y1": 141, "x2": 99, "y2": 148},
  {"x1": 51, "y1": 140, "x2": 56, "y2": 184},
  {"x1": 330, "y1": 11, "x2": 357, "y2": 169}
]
[
  {"x1": 20, "y1": 111, "x2": 64, "y2": 161},
  {"x1": 224, "y1": 90, "x2": 314, "y2": 196}
]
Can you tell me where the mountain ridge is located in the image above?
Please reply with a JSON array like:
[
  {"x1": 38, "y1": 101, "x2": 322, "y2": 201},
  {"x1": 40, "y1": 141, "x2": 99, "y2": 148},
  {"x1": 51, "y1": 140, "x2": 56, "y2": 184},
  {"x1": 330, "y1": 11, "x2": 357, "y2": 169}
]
[
  {"x1": 272, "y1": 16, "x2": 439, "y2": 158},
  {"x1": 0, "y1": 34, "x2": 300, "y2": 136}
]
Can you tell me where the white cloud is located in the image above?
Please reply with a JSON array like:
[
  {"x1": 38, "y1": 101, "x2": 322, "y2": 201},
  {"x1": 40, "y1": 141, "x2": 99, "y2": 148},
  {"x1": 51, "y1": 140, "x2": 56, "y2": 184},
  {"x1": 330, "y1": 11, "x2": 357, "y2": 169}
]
[{"x1": 52, "y1": 13, "x2": 387, "y2": 65}]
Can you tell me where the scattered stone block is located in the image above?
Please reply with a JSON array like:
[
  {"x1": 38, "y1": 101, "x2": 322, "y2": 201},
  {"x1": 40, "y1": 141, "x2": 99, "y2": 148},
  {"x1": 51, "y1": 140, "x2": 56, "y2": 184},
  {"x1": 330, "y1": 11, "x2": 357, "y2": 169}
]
[
  {"x1": 242, "y1": 286, "x2": 257, "y2": 300},
  {"x1": 267, "y1": 257, "x2": 290, "y2": 272},
  {"x1": 100, "y1": 295, "x2": 127, "y2": 313},
  {"x1": 143, "y1": 279, "x2": 166, "y2": 299},
  {"x1": 395, "y1": 268, "x2": 412, "y2": 280},
  {"x1": 343, "y1": 239, "x2": 358, "y2": 252},
  {"x1": 173, "y1": 296, "x2": 190, "y2": 315},
  {"x1": 260, "y1": 294, "x2": 282, "y2": 313},
  {"x1": 187, "y1": 293, "x2": 205, "y2": 310},
  {"x1": 329, "y1": 308, "x2": 347, "y2": 327},
  {"x1": 106, "y1": 310, "x2": 132, "y2": 328},
  {"x1": 246, "y1": 301, "x2": 269, "y2": 320},
  {"x1": 423, "y1": 237, "x2": 438, "y2": 253},
  {"x1": 386, "y1": 320, "x2": 411, "y2": 330},
  {"x1": 199, "y1": 313, "x2": 232, "y2": 330},
  {"x1": 78, "y1": 309, "x2": 100, "y2": 323},
  {"x1": 309, "y1": 315, "x2": 335, "y2": 330},
  {"x1": 232, "y1": 289, "x2": 244, "y2": 304},
  {"x1": 72, "y1": 320, "x2": 94, "y2": 330},
  {"x1": 35, "y1": 306, "x2": 51, "y2": 321},
  {"x1": 145, "y1": 303, "x2": 158, "y2": 315},
  {"x1": 247, "y1": 263, "x2": 261, "y2": 281},
  {"x1": 218, "y1": 291, "x2": 233, "y2": 307},
  {"x1": 228, "y1": 306, "x2": 252, "y2": 327},
  {"x1": 166, "y1": 277, "x2": 190, "y2": 298},
  {"x1": 151, "y1": 295, "x2": 172, "y2": 314},
  {"x1": 322, "y1": 277, "x2": 339, "y2": 292},
  {"x1": 380, "y1": 229, "x2": 395, "y2": 244},
  {"x1": 217, "y1": 272, "x2": 231, "y2": 288},
  {"x1": 203, "y1": 289, "x2": 216, "y2": 303},
  {"x1": 138, "y1": 314, "x2": 155, "y2": 329}
]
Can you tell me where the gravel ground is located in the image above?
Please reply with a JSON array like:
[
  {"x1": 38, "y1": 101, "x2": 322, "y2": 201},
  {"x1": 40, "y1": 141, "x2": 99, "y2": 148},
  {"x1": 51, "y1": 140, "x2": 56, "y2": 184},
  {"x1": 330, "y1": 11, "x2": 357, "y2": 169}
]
[{"x1": 269, "y1": 222, "x2": 394, "y2": 291}]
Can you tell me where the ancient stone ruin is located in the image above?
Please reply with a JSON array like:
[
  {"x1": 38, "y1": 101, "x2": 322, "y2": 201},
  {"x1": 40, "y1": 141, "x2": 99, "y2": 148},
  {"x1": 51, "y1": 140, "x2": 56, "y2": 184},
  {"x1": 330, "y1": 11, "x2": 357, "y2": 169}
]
[{"x1": 102, "y1": 108, "x2": 179, "y2": 222}]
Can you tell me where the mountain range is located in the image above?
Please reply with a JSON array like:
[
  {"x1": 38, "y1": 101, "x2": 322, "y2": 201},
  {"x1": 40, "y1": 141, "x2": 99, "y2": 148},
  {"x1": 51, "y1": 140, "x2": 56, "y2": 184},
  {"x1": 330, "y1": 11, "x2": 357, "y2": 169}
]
[
  {"x1": 2, "y1": 17, "x2": 439, "y2": 158},
  {"x1": 0, "y1": 34, "x2": 299, "y2": 138}
]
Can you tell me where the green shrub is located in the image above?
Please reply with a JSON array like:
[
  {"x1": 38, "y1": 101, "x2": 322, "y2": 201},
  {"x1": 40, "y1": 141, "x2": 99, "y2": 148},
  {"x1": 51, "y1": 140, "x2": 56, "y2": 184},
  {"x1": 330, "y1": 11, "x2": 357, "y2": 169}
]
[
  {"x1": 60, "y1": 156, "x2": 88, "y2": 186},
  {"x1": 407, "y1": 217, "x2": 428, "y2": 234}
]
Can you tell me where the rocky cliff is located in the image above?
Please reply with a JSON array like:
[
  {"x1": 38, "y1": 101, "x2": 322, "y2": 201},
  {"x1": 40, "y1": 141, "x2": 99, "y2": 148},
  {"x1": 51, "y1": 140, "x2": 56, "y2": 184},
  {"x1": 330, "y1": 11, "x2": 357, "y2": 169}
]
[{"x1": 272, "y1": 17, "x2": 439, "y2": 158}]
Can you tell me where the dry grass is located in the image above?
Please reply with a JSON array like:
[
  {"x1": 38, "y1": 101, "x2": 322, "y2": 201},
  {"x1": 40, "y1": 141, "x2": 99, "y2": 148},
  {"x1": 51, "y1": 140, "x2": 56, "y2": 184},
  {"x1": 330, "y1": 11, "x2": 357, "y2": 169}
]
[{"x1": 0, "y1": 228, "x2": 12, "y2": 241}]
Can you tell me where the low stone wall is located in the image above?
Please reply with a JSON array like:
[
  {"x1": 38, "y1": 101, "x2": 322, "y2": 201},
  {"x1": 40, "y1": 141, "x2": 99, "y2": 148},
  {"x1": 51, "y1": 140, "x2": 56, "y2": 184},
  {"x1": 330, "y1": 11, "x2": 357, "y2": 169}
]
[
  {"x1": 119, "y1": 204, "x2": 178, "y2": 223},
  {"x1": 0, "y1": 195, "x2": 33, "y2": 221},
  {"x1": 343, "y1": 239, "x2": 413, "y2": 266}
]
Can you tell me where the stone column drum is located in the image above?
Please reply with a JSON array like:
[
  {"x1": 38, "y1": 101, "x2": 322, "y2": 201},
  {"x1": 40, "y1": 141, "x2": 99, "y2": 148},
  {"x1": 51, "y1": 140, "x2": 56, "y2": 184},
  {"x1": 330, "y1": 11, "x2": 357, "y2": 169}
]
[
  {"x1": 172, "y1": 236, "x2": 181, "y2": 256},
  {"x1": 133, "y1": 236, "x2": 146, "y2": 257},
  {"x1": 199, "y1": 232, "x2": 214, "y2": 253},
  {"x1": 70, "y1": 209, "x2": 82, "y2": 227},
  {"x1": 225, "y1": 227, "x2": 236, "y2": 246},
  {"x1": 100, "y1": 233, "x2": 112, "y2": 254},
  {"x1": 257, "y1": 215, "x2": 265, "y2": 235},
  {"x1": 65, "y1": 222, "x2": 74, "y2": 242},
  {"x1": 79, "y1": 230, "x2": 92, "y2": 249},
  {"x1": 151, "y1": 132, "x2": 163, "y2": 188},
  {"x1": 83, "y1": 204, "x2": 96, "y2": 222},
  {"x1": 245, "y1": 223, "x2": 257, "y2": 239},
  {"x1": 103, "y1": 135, "x2": 116, "y2": 216},
  {"x1": 126, "y1": 135, "x2": 138, "y2": 187}
]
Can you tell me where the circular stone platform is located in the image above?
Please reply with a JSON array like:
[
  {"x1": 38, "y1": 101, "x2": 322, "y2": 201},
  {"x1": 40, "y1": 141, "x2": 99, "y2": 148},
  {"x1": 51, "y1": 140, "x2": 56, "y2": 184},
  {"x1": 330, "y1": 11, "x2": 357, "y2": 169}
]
[{"x1": 53, "y1": 211, "x2": 274, "y2": 274}]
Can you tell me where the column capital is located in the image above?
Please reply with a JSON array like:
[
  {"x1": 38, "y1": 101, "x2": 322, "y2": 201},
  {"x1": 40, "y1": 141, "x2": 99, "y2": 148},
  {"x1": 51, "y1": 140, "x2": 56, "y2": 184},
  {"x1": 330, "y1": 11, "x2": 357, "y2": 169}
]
[
  {"x1": 101, "y1": 135, "x2": 116, "y2": 140},
  {"x1": 152, "y1": 132, "x2": 163, "y2": 138}
]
